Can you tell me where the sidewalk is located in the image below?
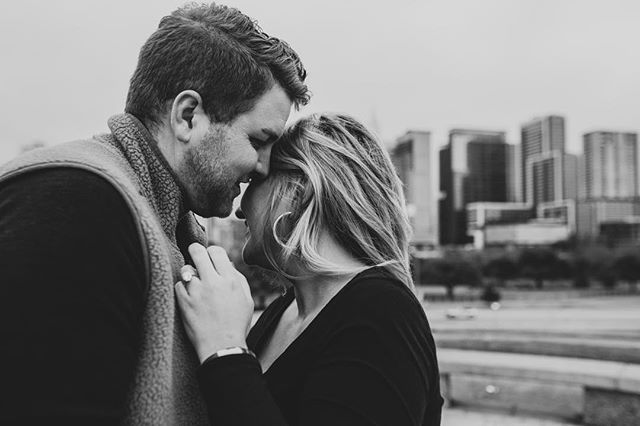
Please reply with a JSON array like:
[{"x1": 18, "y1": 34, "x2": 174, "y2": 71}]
[{"x1": 443, "y1": 408, "x2": 578, "y2": 425}]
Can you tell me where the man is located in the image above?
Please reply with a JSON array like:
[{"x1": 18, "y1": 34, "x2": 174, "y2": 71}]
[{"x1": 0, "y1": 3, "x2": 309, "y2": 425}]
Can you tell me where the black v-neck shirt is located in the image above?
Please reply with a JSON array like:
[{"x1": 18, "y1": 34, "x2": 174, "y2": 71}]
[{"x1": 197, "y1": 267, "x2": 443, "y2": 426}]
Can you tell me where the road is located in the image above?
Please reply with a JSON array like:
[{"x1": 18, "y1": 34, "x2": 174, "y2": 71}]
[
  {"x1": 443, "y1": 408, "x2": 579, "y2": 425},
  {"x1": 425, "y1": 295, "x2": 640, "y2": 338}
]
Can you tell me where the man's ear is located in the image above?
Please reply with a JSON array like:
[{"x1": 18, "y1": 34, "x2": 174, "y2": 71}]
[{"x1": 170, "y1": 90, "x2": 206, "y2": 144}]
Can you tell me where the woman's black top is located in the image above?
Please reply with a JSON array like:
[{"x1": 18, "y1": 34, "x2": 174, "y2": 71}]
[{"x1": 197, "y1": 267, "x2": 443, "y2": 426}]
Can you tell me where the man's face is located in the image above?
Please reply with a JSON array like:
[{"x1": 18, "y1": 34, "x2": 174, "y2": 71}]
[{"x1": 179, "y1": 84, "x2": 292, "y2": 217}]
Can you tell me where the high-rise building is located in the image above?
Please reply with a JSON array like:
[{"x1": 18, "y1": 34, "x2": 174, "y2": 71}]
[
  {"x1": 583, "y1": 131, "x2": 638, "y2": 199},
  {"x1": 575, "y1": 199, "x2": 640, "y2": 240},
  {"x1": 439, "y1": 129, "x2": 508, "y2": 245},
  {"x1": 390, "y1": 131, "x2": 438, "y2": 248},
  {"x1": 506, "y1": 144, "x2": 522, "y2": 202},
  {"x1": 521, "y1": 116, "x2": 576, "y2": 205},
  {"x1": 572, "y1": 131, "x2": 640, "y2": 243}
]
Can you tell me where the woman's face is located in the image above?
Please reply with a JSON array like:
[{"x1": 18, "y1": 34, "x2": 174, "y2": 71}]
[{"x1": 236, "y1": 177, "x2": 278, "y2": 269}]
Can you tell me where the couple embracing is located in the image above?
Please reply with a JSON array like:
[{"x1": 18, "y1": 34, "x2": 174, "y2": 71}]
[{"x1": 0, "y1": 3, "x2": 443, "y2": 425}]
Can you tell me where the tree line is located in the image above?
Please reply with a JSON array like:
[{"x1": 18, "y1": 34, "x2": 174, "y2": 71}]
[{"x1": 413, "y1": 245, "x2": 640, "y2": 300}]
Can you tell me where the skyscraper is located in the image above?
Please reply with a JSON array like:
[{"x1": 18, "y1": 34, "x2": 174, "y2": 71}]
[
  {"x1": 521, "y1": 115, "x2": 576, "y2": 205},
  {"x1": 583, "y1": 131, "x2": 638, "y2": 199},
  {"x1": 574, "y1": 131, "x2": 640, "y2": 243},
  {"x1": 439, "y1": 129, "x2": 508, "y2": 245},
  {"x1": 506, "y1": 144, "x2": 522, "y2": 202},
  {"x1": 390, "y1": 131, "x2": 438, "y2": 248}
]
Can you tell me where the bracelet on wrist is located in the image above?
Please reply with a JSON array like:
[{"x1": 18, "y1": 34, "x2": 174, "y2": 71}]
[{"x1": 201, "y1": 346, "x2": 256, "y2": 366}]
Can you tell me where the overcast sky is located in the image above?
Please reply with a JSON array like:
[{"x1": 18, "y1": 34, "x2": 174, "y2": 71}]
[{"x1": 1, "y1": 0, "x2": 638, "y2": 163}]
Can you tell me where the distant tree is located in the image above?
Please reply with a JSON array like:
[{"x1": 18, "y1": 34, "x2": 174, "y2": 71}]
[
  {"x1": 553, "y1": 257, "x2": 573, "y2": 280},
  {"x1": 578, "y1": 245, "x2": 617, "y2": 289},
  {"x1": 420, "y1": 257, "x2": 481, "y2": 300},
  {"x1": 551, "y1": 235, "x2": 578, "y2": 251},
  {"x1": 571, "y1": 256, "x2": 591, "y2": 288},
  {"x1": 517, "y1": 248, "x2": 560, "y2": 289},
  {"x1": 597, "y1": 267, "x2": 618, "y2": 289},
  {"x1": 482, "y1": 256, "x2": 517, "y2": 287},
  {"x1": 613, "y1": 251, "x2": 640, "y2": 293}
]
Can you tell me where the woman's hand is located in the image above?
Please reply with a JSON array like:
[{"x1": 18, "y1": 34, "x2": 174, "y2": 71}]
[{"x1": 175, "y1": 243, "x2": 254, "y2": 363}]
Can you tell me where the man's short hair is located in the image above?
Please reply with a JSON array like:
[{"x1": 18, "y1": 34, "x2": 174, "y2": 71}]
[{"x1": 125, "y1": 2, "x2": 310, "y2": 128}]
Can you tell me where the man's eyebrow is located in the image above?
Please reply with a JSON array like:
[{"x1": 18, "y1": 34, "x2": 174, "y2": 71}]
[{"x1": 261, "y1": 128, "x2": 280, "y2": 142}]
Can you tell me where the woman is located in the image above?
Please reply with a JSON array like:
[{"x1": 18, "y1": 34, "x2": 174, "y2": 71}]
[{"x1": 175, "y1": 114, "x2": 443, "y2": 425}]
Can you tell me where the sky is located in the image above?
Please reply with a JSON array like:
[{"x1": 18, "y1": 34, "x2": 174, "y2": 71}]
[{"x1": 1, "y1": 0, "x2": 639, "y2": 164}]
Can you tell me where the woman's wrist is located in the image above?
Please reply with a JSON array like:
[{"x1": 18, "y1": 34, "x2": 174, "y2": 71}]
[
  {"x1": 197, "y1": 339, "x2": 248, "y2": 364},
  {"x1": 200, "y1": 346, "x2": 256, "y2": 366}
]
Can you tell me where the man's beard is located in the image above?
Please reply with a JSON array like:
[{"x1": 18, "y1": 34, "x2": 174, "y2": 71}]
[{"x1": 181, "y1": 125, "x2": 235, "y2": 218}]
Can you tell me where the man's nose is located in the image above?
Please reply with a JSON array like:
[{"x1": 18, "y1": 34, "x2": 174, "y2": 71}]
[
  {"x1": 235, "y1": 207, "x2": 245, "y2": 220},
  {"x1": 254, "y1": 144, "x2": 273, "y2": 178}
]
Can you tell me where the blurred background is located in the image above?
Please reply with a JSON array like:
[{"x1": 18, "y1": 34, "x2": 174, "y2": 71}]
[{"x1": 2, "y1": 1, "x2": 639, "y2": 424}]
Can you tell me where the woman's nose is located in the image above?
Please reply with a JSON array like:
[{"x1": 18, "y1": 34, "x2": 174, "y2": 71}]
[{"x1": 235, "y1": 207, "x2": 245, "y2": 219}]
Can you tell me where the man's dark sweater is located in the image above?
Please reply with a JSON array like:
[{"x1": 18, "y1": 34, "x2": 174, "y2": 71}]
[{"x1": 0, "y1": 168, "x2": 146, "y2": 424}]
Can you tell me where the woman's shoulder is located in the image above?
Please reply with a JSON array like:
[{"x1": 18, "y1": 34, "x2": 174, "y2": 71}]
[
  {"x1": 347, "y1": 267, "x2": 417, "y2": 303},
  {"x1": 339, "y1": 267, "x2": 427, "y2": 325}
]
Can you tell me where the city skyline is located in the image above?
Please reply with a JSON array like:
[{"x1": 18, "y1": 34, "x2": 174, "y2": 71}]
[
  {"x1": 389, "y1": 112, "x2": 640, "y2": 247},
  {"x1": 1, "y1": 0, "x2": 639, "y2": 164}
]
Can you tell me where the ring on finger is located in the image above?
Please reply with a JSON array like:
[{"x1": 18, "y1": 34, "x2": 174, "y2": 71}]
[{"x1": 181, "y1": 267, "x2": 199, "y2": 283}]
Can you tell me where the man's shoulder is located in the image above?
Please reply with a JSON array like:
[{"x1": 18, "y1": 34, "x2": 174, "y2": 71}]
[
  {"x1": 0, "y1": 137, "x2": 144, "y2": 202},
  {"x1": 0, "y1": 137, "x2": 124, "y2": 180},
  {"x1": 0, "y1": 167, "x2": 138, "y2": 235},
  {"x1": 4, "y1": 166, "x2": 123, "y2": 197}
]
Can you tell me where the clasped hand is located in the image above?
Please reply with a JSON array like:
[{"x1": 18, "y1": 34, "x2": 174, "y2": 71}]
[{"x1": 175, "y1": 243, "x2": 254, "y2": 363}]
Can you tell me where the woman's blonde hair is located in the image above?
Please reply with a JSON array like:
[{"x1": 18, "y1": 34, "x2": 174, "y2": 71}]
[{"x1": 261, "y1": 113, "x2": 414, "y2": 288}]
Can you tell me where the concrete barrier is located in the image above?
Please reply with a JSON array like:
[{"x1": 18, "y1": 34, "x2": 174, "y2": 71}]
[{"x1": 439, "y1": 349, "x2": 640, "y2": 425}]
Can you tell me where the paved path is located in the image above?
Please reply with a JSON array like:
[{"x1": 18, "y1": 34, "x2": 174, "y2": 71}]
[
  {"x1": 439, "y1": 348, "x2": 640, "y2": 393},
  {"x1": 443, "y1": 408, "x2": 578, "y2": 425}
]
